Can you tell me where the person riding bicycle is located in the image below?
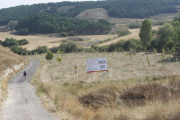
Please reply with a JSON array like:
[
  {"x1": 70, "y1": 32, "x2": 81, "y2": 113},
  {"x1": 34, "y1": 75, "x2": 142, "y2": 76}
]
[{"x1": 24, "y1": 71, "x2": 27, "y2": 80}]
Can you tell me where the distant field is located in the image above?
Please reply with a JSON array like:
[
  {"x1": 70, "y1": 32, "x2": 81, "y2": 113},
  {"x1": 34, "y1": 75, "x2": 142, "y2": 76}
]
[
  {"x1": 0, "y1": 32, "x2": 117, "y2": 50},
  {"x1": 0, "y1": 26, "x2": 159, "y2": 50},
  {"x1": 0, "y1": 12, "x2": 177, "y2": 50}
]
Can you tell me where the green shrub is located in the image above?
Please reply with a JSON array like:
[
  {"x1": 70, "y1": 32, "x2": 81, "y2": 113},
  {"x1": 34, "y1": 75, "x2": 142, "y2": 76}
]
[
  {"x1": 32, "y1": 46, "x2": 48, "y2": 54},
  {"x1": 129, "y1": 23, "x2": 141, "y2": 29},
  {"x1": 107, "y1": 43, "x2": 116, "y2": 52},
  {"x1": 60, "y1": 41, "x2": 77, "y2": 53},
  {"x1": 50, "y1": 46, "x2": 59, "y2": 53},
  {"x1": 2, "y1": 38, "x2": 19, "y2": 47},
  {"x1": 18, "y1": 28, "x2": 29, "y2": 35},
  {"x1": 0, "y1": 40, "x2": 2, "y2": 45},
  {"x1": 152, "y1": 21, "x2": 166, "y2": 25},
  {"x1": 11, "y1": 46, "x2": 27, "y2": 55},
  {"x1": 136, "y1": 44, "x2": 143, "y2": 52},
  {"x1": 18, "y1": 39, "x2": 29, "y2": 45},
  {"x1": 60, "y1": 32, "x2": 67, "y2": 37},
  {"x1": 118, "y1": 30, "x2": 130, "y2": 37},
  {"x1": 68, "y1": 31, "x2": 76, "y2": 36}
]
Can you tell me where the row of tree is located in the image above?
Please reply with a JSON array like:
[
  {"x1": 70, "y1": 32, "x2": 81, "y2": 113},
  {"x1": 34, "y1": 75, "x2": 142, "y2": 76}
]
[
  {"x1": 16, "y1": 12, "x2": 112, "y2": 34},
  {"x1": 139, "y1": 17, "x2": 180, "y2": 55},
  {"x1": 1, "y1": 0, "x2": 180, "y2": 25}
]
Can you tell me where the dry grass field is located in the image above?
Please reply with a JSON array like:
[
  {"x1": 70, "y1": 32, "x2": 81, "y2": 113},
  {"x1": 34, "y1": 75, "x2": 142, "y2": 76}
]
[
  {"x1": 0, "y1": 25, "x2": 158, "y2": 50},
  {"x1": 28, "y1": 52, "x2": 180, "y2": 120},
  {"x1": 0, "y1": 32, "x2": 63, "y2": 50},
  {"x1": 0, "y1": 32, "x2": 118, "y2": 50}
]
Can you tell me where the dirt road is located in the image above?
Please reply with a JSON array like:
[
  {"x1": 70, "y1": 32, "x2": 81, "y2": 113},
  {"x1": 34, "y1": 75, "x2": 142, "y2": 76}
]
[
  {"x1": 0, "y1": 61, "x2": 58, "y2": 120},
  {"x1": 99, "y1": 26, "x2": 160, "y2": 46}
]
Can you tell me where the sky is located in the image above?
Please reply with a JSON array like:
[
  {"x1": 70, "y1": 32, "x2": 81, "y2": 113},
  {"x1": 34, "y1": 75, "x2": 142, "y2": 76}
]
[{"x1": 0, "y1": 0, "x2": 97, "y2": 9}]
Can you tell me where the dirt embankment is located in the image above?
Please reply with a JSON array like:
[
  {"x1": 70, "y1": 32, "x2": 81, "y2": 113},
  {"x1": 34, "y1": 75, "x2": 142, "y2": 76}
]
[{"x1": 0, "y1": 46, "x2": 24, "y2": 78}]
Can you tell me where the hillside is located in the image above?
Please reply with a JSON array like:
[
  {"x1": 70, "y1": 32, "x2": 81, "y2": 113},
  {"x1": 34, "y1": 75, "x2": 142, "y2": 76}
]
[
  {"x1": 0, "y1": 0, "x2": 180, "y2": 25},
  {"x1": 0, "y1": 46, "x2": 24, "y2": 77}
]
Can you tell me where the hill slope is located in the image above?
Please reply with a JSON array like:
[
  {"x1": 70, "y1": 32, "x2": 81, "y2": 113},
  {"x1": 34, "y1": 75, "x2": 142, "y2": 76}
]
[{"x1": 0, "y1": 46, "x2": 24, "y2": 77}]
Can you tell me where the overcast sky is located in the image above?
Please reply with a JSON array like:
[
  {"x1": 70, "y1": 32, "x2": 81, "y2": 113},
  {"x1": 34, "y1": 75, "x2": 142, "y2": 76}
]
[{"x1": 0, "y1": 0, "x2": 97, "y2": 9}]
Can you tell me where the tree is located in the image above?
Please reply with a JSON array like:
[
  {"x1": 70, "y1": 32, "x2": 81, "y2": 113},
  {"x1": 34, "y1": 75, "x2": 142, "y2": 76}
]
[
  {"x1": 7, "y1": 20, "x2": 18, "y2": 31},
  {"x1": 18, "y1": 28, "x2": 29, "y2": 35},
  {"x1": 45, "y1": 51, "x2": 54, "y2": 64},
  {"x1": 158, "y1": 23, "x2": 174, "y2": 41},
  {"x1": 2, "y1": 38, "x2": 19, "y2": 47},
  {"x1": 139, "y1": 19, "x2": 152, "y2": 49}
]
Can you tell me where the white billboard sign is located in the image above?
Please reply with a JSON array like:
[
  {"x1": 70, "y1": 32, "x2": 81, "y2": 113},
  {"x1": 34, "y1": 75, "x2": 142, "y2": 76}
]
[{"x1": 86, "y1": 58, "x2": 108, "y2": 73}]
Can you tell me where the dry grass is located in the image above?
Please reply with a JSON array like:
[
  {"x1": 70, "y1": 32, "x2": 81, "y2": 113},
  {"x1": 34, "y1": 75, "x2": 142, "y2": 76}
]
[
  {"x1": 28, "y1": 52, "x2": 180, "y2": 82},
  {"x1": 34, "y1": 76, "x2": 180, "y2": 120},
  {"x1": 0, "y1": 31, "x2": 117, "y2": 50},
  {"x1": 79, "y1": 84, "x2": 122, "y2": 109},
  {"x1": 1, "y1": 79, "x2": 8, "y2": 93}
]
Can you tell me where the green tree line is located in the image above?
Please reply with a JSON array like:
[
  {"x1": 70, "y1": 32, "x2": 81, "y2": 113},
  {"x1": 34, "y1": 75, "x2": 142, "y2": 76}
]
[
  {"x1": 0, "y1": 0, "x2": 180, "y2": 25},
  {"x1": 16, "y1": 12, "x2": 112, "y2": 34}
]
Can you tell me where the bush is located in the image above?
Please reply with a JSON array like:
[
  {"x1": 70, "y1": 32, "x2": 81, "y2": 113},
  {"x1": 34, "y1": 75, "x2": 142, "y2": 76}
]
[
  {"x1": 60, "y1": 41, "x2": 77, "y2": 53},
  {"x1": 11, "y1": 46, "x2": 27, "y2": 55},
  {"x1": 118, "y1": 30, "x2": 130, "y2": 37},
  {"x1": 2, "y1": 38, "x2": 19, "y2": 47},
  {"x1": 107, "y1": 43, "x2": 116, "y2": 52},
  {"x1": 120, "y1": 83, "x2": 176, "y2": 106},
  {"x1": 60, "y1": 32, "x2": 67, "y2": 37},
  {"x1": 129, "y1": 23, "x2": 141, "y2": 29},
  {"x1": 18, "y1": 39, "x2": 29, "y2": 45},
  {"x1": 32, "y1": 46, "x2": 48, "y2": 54},
  {"x1": 50, "y1": 46, "x2": 59, "y2": 53},
  {"x1": 0, "y1": 40, "x2": 2, "y2": 45},
  {"x1": 18, "y1": 28, "x2": 29, "y2": 35},
  {"x1": 68, "y1": 31, "x2": 76, "y2": 36}
]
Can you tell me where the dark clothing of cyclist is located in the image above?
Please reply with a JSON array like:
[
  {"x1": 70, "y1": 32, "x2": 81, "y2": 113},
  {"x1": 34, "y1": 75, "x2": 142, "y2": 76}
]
[{"x1": 24, "y1": 71, "x2": 27, "y2": 76}]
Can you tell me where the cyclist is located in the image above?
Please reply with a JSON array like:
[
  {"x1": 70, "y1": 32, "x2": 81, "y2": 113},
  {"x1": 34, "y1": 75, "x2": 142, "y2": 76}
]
[{"x1": 23, "y1": 71, "x2": 27, "y2": 80}]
